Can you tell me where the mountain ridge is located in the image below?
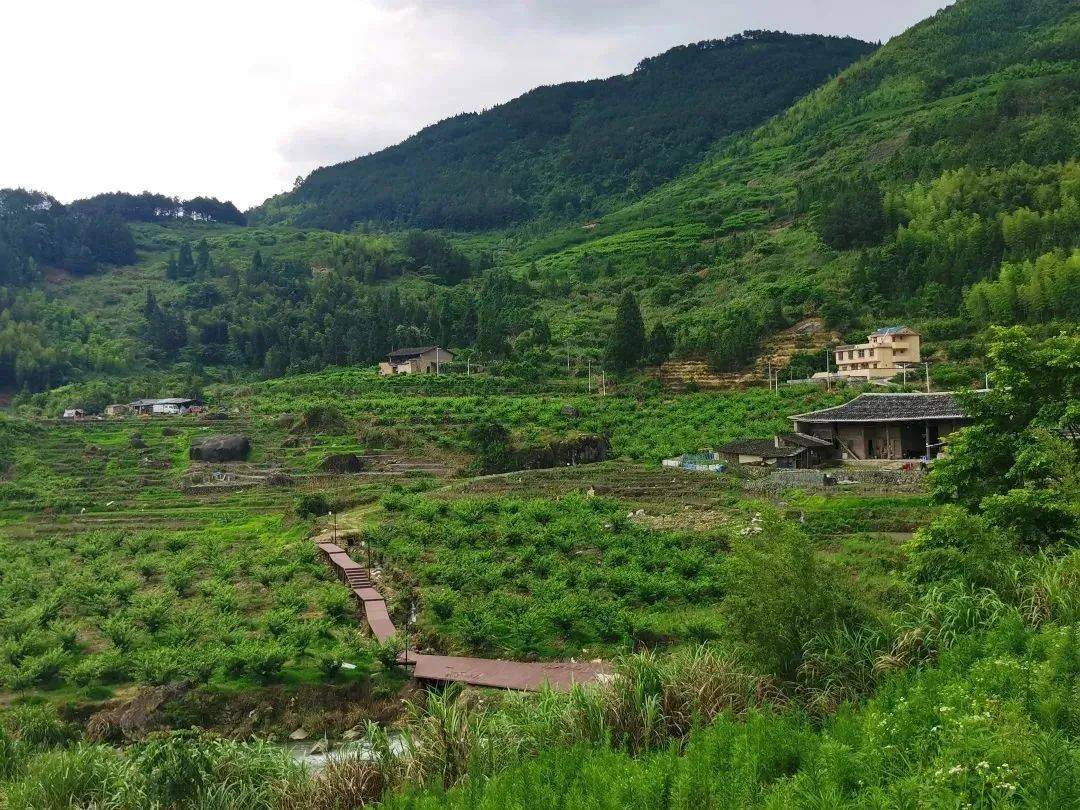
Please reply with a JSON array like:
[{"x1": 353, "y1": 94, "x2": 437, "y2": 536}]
[{"x1": 251, "y1": 31, "x2": 876, "y2": 231}]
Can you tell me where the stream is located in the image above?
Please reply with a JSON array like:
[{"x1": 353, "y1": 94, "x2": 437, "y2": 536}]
[{"x1": 281, "y1": 732, "x2": 408, "y2": 772}]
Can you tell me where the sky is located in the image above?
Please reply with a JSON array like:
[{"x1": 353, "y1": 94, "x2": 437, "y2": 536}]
[{"x1": 1, "y1": 0, "x2": 951, "y2": 210}]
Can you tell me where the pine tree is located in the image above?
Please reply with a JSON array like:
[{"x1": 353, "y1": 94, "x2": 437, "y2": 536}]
[
  {"x1": 533, "y1": 317, "x2": 551, "y2": 347},
  {"x1": 195, "y1": 238, "x2": 212, "y2": 275},
  {"x1": 646, "y1": 320, "x2": 673, "y2": 365},
  {"x1": 604, "y1": 291, "x2": 646, "y2": 371},
  {"x1": 177, "y1": 241, "x2": 195, "y2": 278}
]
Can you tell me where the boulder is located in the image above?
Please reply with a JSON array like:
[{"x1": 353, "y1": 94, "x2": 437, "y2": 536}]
[
  {"x1": 320, "y1": 453, "x2": 365, "y2": 474},
  {"x1": 289, "y1": 727, "x2": 309, "y2": 741},
  {"x1": 162, "y1": 426, "x2": 179, "y2": 437},
  {"x1": 560, "y1": 405, "x2": 580, "y2": 418},
  {"x1": 129, "y1": 433, "x2": 147, "y2": 449},
  {"x1": 189, "y1": 435, "x2": 251, "y2": 462}
]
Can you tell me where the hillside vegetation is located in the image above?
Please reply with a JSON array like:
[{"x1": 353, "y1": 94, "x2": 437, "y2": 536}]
[
  {"x1": 512, "y1": 0, "x2": 1080, "y2": 370},
  {"x1": 253, "y1": 32, "x2": 875, "y2": 231},
  {"x1": 3, "y1": 1, "x2": 1079, "y2": 399}
]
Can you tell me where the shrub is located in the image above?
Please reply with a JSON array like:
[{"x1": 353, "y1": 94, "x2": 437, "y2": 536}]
[
  {"x1": 1, "y1": 704, "x2": 75, "y2": 749},
  {"x1": 297, "y1": 492, "x2": 332, "y2": 519},
  {"x1": 720, "y1": 515, "x2": 863, "y2": 680},
  {"x1": 907, "y1": 506, "x2": 1015, "y2": 591},
  {"x1": 296, "y1": 404, "x2": 350, "y2": 435},
  {"x1": 3, "y1": 744, "x2": 133, "y2": 810}
]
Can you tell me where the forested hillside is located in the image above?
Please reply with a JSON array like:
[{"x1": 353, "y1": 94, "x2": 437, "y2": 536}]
[
  {"x1": 516, "y1": 0, "x2": 1080, "y2": 373},
  {"x1": 2, "y1": 0, "x2": 1079, "y2": 400},
  {"x1": 252, "y1": 32, "x2": 875, "y2": 231}
]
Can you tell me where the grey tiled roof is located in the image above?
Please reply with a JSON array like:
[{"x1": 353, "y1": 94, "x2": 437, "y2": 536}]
[
  {"x1": 387, "y1": 346, "x2": 452, "y2": 360},
  {"x1": 777, "y1": 432, "x2": 833, "y2": 448},
  {"x1": 791, "y1": 393, "x2": 969, "y2": 423},
  {"x1": 718, "y1": 439, "x2": 803, "y2": 458}
]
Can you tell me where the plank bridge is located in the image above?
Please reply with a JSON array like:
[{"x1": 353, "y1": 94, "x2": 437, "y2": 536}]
[{"x1": 314, "y1": 533, "x2": 610, "y2": 692}]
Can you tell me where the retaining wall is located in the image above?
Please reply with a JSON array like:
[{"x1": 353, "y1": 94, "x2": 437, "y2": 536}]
[{"x1": 740, "y1": 466, "x2": 926, "y2": 494}]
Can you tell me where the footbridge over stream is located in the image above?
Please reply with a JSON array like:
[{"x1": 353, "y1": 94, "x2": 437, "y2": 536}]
[{"x1": 314, "y1": 533, "x2": 610, "y2": 692}]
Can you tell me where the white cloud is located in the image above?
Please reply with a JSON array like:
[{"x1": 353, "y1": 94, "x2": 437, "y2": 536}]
[{"x1": 0, "y1": 0, "x2": 950, "y2": 209}]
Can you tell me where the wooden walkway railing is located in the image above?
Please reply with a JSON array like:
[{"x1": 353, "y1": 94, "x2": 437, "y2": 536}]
[{"x1": 314, "y1": 533, "x2": 610, "y2": 692}]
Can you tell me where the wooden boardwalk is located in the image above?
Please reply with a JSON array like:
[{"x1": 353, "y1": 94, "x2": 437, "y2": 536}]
[{"x1": 314, "y1": 533, "x2": 610, "y2": 692}]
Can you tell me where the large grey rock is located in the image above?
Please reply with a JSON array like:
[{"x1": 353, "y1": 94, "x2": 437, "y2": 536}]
[{"x1": 189, "y1": 435, "x2": 251, "y2": 462}]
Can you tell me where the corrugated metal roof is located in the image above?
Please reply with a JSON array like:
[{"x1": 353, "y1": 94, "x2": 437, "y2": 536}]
[
  {"x1": 778, "y1": 432, "x2": 834, "y2": 448},
  {"x1": 130, "y1": 397, "x2": 199, "y2": 406}
]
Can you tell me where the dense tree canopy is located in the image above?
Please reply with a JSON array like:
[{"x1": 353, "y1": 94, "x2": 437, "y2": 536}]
[
  {"x1": 0, "y1": 189, "x2": 135, "y2": 286},
  {"x1": 69, "y1": 192, "x2": 245, "y2": 225},
  {"x1": 253, "y1": 32, "x2": 875, "y2": 231}
]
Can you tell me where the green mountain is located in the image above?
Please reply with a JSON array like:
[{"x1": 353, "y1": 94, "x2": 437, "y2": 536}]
[
  {"x1": 514, "y1": 0, "x2": 1080, "y2": 371},
  {"x1": 251, "y1": 32, "x2": 875, "y2": 231},
  {"x1": 2, "y1": 0, "x2": 1079, "y2": 398}
]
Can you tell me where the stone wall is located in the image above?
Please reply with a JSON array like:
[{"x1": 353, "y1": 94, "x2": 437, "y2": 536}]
[{"x1": 740, "y1": 466, "x2": 926, "y2": 494}]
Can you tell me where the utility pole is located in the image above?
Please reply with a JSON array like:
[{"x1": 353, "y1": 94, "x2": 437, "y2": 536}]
[
  {"x1": 587, "y1": 357, "x2": 593, "y2": 394},
  {"x1": 767, "y1": 361, "x2": 772, "y2": 392},
  {"x1": 566, "y1": 347, "x2": 571, "y2": 374},
  {"x1": 435, "y1": 347, "x2": 441, "y2": 375},
  {"x1": 601, "y1": 369, "x2": 606, "y2": 396},
  {"x1": 925, "y1": 362, "x2": 930, "y2": 393},
  {"x1": 466, "y1": 356, "x2": 471, "y2": 376}
]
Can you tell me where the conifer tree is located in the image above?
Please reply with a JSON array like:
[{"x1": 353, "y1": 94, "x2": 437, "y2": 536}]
[
  {"x1": 195, "y1": 238, "x2": 212, "y2": 275},
  {"x1": 646, "y1": 320, "x2": 673, "y2": 365},
  {"x1": 177, "y1": 241, "x2": 195, "y2": 278},
  {"x1": 604, "y1": 291, "x2": 646, "y2": 371}
]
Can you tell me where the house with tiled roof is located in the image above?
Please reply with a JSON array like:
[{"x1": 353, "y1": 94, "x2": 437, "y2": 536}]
[
  {"x1": 718, "y1": 432, "x2": 834, "y2": 469},
  {"x1": 791, "y1": 392, "x2": 972, "y2": 460},
  {"x1": 378, "y1": 346, "x2": 453, "y2": 376}
]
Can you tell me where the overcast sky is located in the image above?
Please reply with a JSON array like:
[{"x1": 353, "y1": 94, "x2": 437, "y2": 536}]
[{"x1": 2, "y1": 0, "x2": 950, "y2": 209}]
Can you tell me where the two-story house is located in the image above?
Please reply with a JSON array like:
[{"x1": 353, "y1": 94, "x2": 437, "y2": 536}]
[{"x1": 825, "y1": 326, "x2": 921, "y2": 380}]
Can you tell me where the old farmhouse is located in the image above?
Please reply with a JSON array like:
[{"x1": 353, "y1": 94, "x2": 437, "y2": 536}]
[
  {"x1": 379, "y1": 346, "x2": 453, "y2": 376},
  {"x1": 718, "y1": 433, "x2": 834, "y2": 469},
  {"x1": 791, "y1": 392, "x2": 971, "y2": 461}
]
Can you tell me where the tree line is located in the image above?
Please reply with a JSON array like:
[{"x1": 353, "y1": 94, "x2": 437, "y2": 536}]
[{"x1": 69, "y1": 192, "x2": 245, "y2": 225}]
